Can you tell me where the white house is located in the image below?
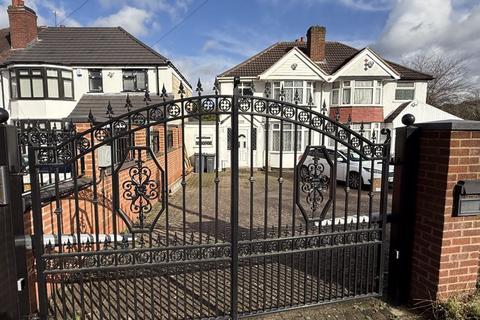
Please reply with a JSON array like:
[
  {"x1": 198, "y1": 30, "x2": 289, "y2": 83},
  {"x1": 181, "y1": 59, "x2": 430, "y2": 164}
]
[
  {"x1": 0, "y1": 0, "x2": 192, "y2": 120},
  {"x1": 189, "y1": 25, "x2": 459, "y2": 169}
]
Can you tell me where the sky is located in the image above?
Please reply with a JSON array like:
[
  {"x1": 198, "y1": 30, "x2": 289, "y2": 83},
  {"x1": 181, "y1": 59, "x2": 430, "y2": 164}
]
[{"x1": 0, "y1": 0, "x2": 479, "y2": 90}]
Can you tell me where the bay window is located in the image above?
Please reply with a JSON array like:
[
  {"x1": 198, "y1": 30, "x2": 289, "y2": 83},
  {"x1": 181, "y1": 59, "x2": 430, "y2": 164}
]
[
  {"x1": 395, "y1": 82, "x2": 415, "y2": 100},
  {"x1": 272, "y1": 81, "x2": 313, "y2": 104},
  {"x1": 9, "y1": 67, "x2": 73, "y2": 100},
  {"x1": 331, "y1": 80, "x2": 383, "y2": 106}
]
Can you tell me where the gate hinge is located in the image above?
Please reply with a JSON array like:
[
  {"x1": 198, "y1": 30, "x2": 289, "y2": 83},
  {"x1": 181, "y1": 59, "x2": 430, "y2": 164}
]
[{"x1": 15, "y1": 235, "x2": 32, "y2": 249}]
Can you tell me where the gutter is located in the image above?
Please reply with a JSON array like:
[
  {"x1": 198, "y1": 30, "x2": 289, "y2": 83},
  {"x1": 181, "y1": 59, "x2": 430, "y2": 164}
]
[{"x1": 1, "y1": 69, "x2": 5, "y2": 109}]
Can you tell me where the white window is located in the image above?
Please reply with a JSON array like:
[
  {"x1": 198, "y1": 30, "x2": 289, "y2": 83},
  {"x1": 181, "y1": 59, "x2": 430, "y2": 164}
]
[
  {"x1": 331, "y1": 82, "x2": 340, "y2": 105},
  {"x1": 395, "y1": 82, "x2": 415, "y2": 100},
  {"x1": 354, "y1": 80, "x2": 374, "y2": 104},
  {"x1": 239, "y1": 82, "x2": 254, "y2": 95},
  {"x1": 342, "y1": 81, "x2": 351, "y2": 104},
  {"x1": 271, "y1": 81, "x2": 313, "y2": 105},
  {"x1": 271, "y1": 122, "x2": 306, "y2": 152},
  {"x1": 351, "y1": 122, "x2": 382, "y2": 141},
  {"x1": 332, "y1": 80, "x2": 382, "y2": 105}
]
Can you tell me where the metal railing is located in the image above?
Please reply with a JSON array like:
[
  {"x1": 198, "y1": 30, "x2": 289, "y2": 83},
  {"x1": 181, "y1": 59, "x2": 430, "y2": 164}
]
[{"x1": 14, "y1": 119, "x2": 85, "y2": 193}]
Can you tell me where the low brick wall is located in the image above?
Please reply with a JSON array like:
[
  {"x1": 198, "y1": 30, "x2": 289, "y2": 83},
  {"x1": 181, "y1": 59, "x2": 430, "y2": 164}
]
[{"x1": 409, "y1": 123, "x2": 480, "y2": 301}]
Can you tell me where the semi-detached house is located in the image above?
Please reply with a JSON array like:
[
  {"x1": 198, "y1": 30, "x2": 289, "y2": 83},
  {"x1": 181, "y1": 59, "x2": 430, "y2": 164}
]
[{"x1": 199, "y1": 25, "x2": 460, "y2": 168}]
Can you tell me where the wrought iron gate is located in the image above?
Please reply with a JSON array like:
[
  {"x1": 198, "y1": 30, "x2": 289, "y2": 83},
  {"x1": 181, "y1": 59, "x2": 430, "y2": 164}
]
[{"x1": 27, "y1": 79, "x2": 391, "y2": 319}]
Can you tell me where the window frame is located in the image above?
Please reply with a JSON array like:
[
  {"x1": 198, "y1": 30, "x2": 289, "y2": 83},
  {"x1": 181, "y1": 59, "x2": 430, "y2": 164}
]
[
  {"x1": 394, "y1": 81, "x2": 416, "y2": 101},
  {"x1": 122, "y1": 69, "x2": 148, "y2": 92},
  {"x1": 331, "y1": 79, "x2": 383, "y2": 106},
  {"x1": 8, "y1": 67, "x2": 74, "y2": 100},
  {"x1": 271, "y1": 122, "x2": 307, "y2": 152},
  {"x1": 88, "y1": 69, "x2": 103, "y2": 93},
  {"x1": 271, "y1": 80, "x2": 314, "y2": 105}
]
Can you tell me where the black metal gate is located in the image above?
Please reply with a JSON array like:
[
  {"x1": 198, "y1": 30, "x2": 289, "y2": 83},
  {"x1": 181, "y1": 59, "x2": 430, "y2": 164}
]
[{"x1": 27, "y1": 78, "x2": 391, "y2": 319}]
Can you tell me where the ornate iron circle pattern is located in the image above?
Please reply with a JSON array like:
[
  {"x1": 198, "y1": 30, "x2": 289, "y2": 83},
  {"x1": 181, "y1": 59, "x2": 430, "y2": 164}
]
[{"x1": 296, "y1": 146, "x2": 333, "y2": 223}]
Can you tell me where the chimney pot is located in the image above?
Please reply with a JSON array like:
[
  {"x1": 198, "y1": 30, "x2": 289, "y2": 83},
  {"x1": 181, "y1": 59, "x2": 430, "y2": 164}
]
[{"x1": 307, "y1": 25, "x2": 326, "y2": 62}]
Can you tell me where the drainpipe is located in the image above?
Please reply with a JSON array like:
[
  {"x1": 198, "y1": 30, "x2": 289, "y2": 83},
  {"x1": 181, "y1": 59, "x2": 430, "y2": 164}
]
[
  {"x1": 156, "y1": 65, "x2": 160, "y2": 96},
  {"x1": 1, "y1": 69, "x2": 6, "y2": 110}
]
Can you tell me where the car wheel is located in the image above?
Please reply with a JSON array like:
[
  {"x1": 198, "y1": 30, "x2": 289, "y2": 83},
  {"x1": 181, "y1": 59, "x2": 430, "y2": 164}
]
[{"x1": 348, "y1": 171, "x2": 361, "y2": 189}]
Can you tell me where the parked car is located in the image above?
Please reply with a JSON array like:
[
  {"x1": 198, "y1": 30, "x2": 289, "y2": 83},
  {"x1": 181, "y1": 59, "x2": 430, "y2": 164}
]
[{"x1": 302, "y1": 147, "x2": 394, "y2": 189}]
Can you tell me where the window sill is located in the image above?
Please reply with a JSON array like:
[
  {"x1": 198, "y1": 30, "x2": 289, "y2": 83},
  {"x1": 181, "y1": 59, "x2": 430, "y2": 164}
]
[
  {"x1": 10, "y1": 97, "x2": 75, "y2": 101},
  {"x1": 331, "y1": 104, "x2": 384, "y2": 107}
]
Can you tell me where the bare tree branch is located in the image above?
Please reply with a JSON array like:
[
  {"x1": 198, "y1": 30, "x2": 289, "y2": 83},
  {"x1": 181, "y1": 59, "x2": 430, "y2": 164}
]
[{"x1": 403, "y1": 52, "x2": 476, "y2": 106}]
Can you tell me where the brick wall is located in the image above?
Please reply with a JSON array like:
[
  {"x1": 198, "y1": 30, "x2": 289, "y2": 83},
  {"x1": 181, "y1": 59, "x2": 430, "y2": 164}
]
[
  {"x1": 329, "y1": 106, "x2": 384, "y2": 123},
  {"x1": 410, "y1": 126, "x2": 480, "y2": 301},
  {"x1": 8, "y1": 3, "x2": 38, "y2": 49}
]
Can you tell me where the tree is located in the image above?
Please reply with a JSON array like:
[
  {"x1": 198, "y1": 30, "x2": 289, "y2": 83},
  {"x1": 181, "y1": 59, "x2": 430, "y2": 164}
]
[{"x1": 404, "y1": 52, "x2": 475, "y2": 107}]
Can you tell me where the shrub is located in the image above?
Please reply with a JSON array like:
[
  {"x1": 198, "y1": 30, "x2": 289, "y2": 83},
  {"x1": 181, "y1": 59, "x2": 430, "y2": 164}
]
[{"x1": 431, "y1": 291, "x2": 480, "y2": 320}]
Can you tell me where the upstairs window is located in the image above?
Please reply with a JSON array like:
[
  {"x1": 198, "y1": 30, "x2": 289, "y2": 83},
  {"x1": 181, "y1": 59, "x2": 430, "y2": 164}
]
[
  {"x1": 395, "y1": 82, "x2": 415, "y2": 100},
  {"x1": 331, "y1": 82, "x2": 340, "y2": 105},
  {"x1": 272, "y1": 81, "x2": 313, "y2": 104},
  {"x1": 88, "y1": 69, "x2": 103, "y2": 92},
  {"x1": 331, "y1": 80, "x2": 382, "y2": 106},
  {"x1": 123, "y1": 69, "x2": 148, "y2": 92}
]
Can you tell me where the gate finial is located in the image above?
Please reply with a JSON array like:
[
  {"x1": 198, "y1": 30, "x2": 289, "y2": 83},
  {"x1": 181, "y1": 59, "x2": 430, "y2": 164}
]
[
  {"x1": 125, "y1": 94, "x2": 132, "y2": 112},
  {"x1": 178, "y1": 81, "x2": 186, "y2": 97},
  {"x1": 196, "y1": 78, "x2": 203, "y2": 96},
  {"x1": 144, "y1": 90, "x2": 151, "y2": 105},
  {"x1": 213, "y1": 77, "x2": 220, "y2": 95},
  {"x1": 279, "y1": 84, "x2": 285, "y2": 101},
  {"x1": 321, "y1": 100, "x2": 327, "y2": 115},
  {"x1": 294, "y1": 89, "x2": 300, "y2": 104},
  {"x1": 161, "y1": 84, "x2": 168, "y2": 101},
  {"x1": 0, "y1": 107, "x2": 8, "y2": 124},
  {"x1": 264, "y1": 83, "x2": 271, "y2": 98},
  {"x1": 106, "y1": 100, "x2": 114, "y2": 118},
  {"x1": 88, "y1": 109, "x2": 95, "y2": 126}
]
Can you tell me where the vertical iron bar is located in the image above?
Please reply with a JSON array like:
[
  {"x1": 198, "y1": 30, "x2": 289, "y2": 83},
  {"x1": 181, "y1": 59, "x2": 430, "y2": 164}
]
[
  {"x1": 28, "y1": 146, "x2": 48, "y2": 319},
  {"x1": 378, "y1": 136, "x2": 391, "y2": 294},
  {"x1": 230, "y1": 77, "x2": 240, "y2": 319}
]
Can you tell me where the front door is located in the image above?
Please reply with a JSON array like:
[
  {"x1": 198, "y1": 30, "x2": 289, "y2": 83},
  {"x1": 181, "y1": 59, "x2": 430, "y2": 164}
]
[{"x1": 238, "y1": 130, "x2": 249, "y2": 166}]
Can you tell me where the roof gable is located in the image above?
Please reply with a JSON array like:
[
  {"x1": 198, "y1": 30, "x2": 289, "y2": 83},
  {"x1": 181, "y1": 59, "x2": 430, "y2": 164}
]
[
  {"x1": 259, "y1": 47, "x2": 327, "y2": 80},
  {"x1": 330, "y1": 48, "x2": 400, "y2": 81}
]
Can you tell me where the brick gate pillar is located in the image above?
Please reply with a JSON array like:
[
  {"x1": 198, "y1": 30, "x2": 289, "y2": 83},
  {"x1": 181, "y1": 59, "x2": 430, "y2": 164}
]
[{"x1": 394, "y1": 120, "x2": 480, "y2": 302}]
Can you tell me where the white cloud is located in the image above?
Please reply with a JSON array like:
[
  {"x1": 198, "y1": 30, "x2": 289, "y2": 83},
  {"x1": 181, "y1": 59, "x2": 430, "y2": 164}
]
[
  {"x1": 374, "y1": 0, "x2": 480, "y2": 83},
  {"x1": 92, "y1": 6, "x2": 155, "y2": 37},
  {"x1": 98, "y1": 0, "x2": 192, "y2": 21},
  {"x1": 258, "y1": 0, "x2": 394, "y2": 11},
  {"x1": 173, "y1": 54, "x2": 238, "y2": 93}
]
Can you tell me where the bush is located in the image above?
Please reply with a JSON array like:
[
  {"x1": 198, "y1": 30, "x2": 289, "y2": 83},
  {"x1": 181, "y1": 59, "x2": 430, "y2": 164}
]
[{"x1": 431, "y1": 291, "x2": 480, "y2": 320}]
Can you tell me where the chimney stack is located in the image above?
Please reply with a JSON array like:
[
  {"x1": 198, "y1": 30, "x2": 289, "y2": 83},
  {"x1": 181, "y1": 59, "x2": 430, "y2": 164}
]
[
  {"x1": 307, "y1": 25, "x2": 326, "y2": 62},
  {"x1": 8, "y1": 0, "x2": 38, "y2": 49}
]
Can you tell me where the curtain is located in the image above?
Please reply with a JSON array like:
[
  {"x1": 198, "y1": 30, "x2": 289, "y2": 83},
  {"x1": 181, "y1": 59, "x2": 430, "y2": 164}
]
[{"x1": 354, "y1": 88, "x2": 373, "y2": 104}]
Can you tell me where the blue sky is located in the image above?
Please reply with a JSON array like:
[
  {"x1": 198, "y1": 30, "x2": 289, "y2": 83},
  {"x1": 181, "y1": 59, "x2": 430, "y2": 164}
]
[{"x1": 1, "y1": 0, "x2": 479, "y2": 89}]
